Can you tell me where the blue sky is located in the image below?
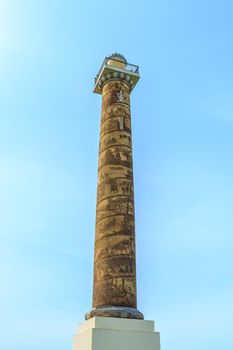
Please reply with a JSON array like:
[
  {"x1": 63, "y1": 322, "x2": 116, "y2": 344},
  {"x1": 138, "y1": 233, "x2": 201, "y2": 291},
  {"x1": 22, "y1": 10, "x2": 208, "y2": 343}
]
[{"x1": 0, "y1": 0, "x2": 233, "y2": 349}]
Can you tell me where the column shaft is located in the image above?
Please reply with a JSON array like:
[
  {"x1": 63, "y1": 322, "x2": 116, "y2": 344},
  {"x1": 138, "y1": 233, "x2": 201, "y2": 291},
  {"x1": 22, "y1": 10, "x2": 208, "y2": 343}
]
[{"x1": 93, "y1": 79, "x2": 136, "y2": 308}]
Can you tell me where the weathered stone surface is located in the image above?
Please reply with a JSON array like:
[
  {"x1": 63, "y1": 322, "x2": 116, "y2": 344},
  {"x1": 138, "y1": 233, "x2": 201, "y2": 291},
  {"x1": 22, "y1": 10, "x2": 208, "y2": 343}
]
[
  {"x1": 85, "y1": 307, "x2": 144, "y2": 321},
  {"x1": 92, "y1": 79, "x2": 138, "y2": 312}
]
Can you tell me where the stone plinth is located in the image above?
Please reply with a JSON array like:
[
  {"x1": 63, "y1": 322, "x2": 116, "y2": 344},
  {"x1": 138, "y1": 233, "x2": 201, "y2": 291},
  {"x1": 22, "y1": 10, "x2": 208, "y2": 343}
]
[{"x1": 73, "y1": 317, "x2": 160, "y2": 350}]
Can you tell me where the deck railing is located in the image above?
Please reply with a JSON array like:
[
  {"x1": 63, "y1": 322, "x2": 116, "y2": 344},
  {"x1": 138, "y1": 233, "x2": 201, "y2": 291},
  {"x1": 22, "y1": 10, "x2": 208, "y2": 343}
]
[{"x1": 95, "y1": 57, "x2": 139, "y2": 83}]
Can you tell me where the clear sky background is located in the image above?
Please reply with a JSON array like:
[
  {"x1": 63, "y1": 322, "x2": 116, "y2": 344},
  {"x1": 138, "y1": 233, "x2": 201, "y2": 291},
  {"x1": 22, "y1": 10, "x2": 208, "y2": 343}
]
[{"x1": 0, "y1": 1, "x2": 233, "y2": 349}]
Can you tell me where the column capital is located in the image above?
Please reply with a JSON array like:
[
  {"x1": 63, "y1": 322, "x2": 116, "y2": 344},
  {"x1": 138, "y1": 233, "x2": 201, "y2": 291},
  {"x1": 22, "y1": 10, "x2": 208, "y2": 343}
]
[{"x1": 94, "y1": 54, "x2": 140, "y2": 94}]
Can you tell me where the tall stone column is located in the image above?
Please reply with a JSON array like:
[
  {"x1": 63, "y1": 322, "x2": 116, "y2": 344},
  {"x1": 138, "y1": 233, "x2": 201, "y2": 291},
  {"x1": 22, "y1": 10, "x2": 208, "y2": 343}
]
[
  {"x1": 86, "y1": 53, "x2": 143, "y2": 320},
  {"x1": 73, "y1": 54, "x2": 161, "y2": 350}
]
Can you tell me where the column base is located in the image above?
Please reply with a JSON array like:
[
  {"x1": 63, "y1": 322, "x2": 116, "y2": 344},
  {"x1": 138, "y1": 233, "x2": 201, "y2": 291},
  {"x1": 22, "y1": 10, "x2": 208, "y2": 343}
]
[
  {"x1": 73, "y1": 316, "x2": 160, "y2": 350},
  {"x1": 85, "y1": 306, "x2": 144, "y2": 320}
]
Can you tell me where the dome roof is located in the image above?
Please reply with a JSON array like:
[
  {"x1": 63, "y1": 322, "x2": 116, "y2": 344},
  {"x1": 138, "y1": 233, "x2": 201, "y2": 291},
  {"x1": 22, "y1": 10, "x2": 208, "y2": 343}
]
[{"x1": 109, "y1": 53, "x2": 127, "y2": 63}]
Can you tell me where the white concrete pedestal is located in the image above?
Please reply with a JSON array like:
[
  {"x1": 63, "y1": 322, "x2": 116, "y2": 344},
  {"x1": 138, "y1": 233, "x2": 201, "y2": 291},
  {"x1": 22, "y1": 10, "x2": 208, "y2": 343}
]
[{"x1": 73, "y1": 317, "x2": 160, "y2": 350}]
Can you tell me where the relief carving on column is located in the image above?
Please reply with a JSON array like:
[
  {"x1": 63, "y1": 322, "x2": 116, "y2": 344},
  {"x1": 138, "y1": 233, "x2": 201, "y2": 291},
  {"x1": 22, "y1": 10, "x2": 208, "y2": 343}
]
[
  {"x1": 96, "y1": 196, "x2": 134, "y2": 222},
  {"x1": 100, "y1": 131, "x2": 132, "y2": 152},
  {"x1": 97, "y1": 178, "x2": 134, "y2": 203},
  {"x1": 98, "y1": 147, "x2": 132, "y2": 170},
  {"x1": 93, "y1": 276, "x2": 136, "y2": 308},
  {"x1": 95, "y1": 215, "x2": 135, "y2": 241},
  {"x1": 92, "y1": 78, "x2": 138, "y2": 314},
  {"x1": 95, "y1": 235, "x2": 136, "y2": 261},
  {"x1": 98, "y1": 165, "x2": 133, "y2": 183}
]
